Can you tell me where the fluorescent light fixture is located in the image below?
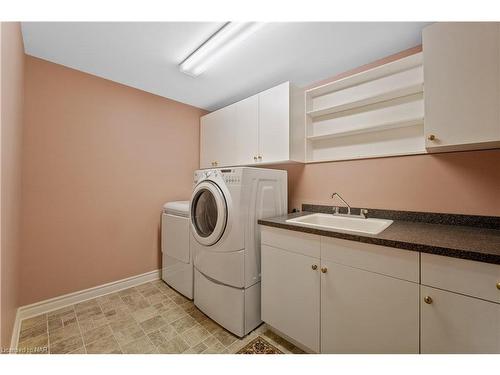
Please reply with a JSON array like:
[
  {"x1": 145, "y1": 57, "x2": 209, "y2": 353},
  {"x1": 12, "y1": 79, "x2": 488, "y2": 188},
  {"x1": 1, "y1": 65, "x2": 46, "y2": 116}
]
[{"x1": 180, "y1": 22, "x2": 263, "y2": 77}]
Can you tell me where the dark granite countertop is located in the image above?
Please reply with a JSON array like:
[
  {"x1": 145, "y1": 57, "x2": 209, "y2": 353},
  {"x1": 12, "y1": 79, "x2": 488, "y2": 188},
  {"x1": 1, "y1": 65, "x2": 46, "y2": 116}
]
[{"x1": 258, "y1": 211, "x2": 500, "y2": 265}]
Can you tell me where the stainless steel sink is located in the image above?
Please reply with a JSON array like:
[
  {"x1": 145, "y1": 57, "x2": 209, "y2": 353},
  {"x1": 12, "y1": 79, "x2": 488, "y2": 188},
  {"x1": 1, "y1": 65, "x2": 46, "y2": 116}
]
[{"x1": 286, "y1": 213, "x2": 393, "y2": 235}]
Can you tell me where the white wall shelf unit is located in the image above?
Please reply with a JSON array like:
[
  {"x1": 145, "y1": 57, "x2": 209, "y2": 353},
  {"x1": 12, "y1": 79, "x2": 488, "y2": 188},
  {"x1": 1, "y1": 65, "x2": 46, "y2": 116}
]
[
  {"x1": 305, "y1": 52, "x2": 426, "y2": 162},
  {"x1": 307, "y1": 94, "x2": 424, "y2": 141}
]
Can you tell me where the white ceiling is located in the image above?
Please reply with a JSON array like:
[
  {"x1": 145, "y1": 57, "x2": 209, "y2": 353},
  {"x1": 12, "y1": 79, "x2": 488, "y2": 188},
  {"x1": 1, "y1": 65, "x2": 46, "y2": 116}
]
[{"x1": 21, "y1": 22, "x2": 431, "y2": 111}]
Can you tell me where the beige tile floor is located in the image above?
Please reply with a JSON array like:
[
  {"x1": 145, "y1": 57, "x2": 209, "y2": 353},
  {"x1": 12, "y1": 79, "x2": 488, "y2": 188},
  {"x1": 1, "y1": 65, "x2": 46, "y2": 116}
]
[{"x1": 16, "y1": 280, "x2": 303, "y2": 354}]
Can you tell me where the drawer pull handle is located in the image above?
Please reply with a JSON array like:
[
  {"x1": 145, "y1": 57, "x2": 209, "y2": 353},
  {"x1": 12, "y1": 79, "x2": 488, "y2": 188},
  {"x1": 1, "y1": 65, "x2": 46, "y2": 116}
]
[
  {"x1": 320, "y1": 267, "x2": 328, "y2": 274},
  {"x1": 311, "y1": 264, "x2": 318, "y2": 271},
  {"x1": 497, "y1": 282, "x2": 500, "y2": 290},
  {"x1": 427, "y1": 134, "x2": 436, "y2": 141},
  {"x1": 424, "y1": 296, "x2": 433, "y2": 304}
]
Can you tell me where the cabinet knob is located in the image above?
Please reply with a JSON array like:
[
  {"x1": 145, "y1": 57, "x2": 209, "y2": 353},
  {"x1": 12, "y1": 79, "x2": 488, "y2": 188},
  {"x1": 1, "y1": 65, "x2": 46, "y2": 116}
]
[
  {"x1": 253, "y1": 156, "x2": 257, "y2": 161},
  {"x1": 214, "y1": 161, "x2": 218, "y2": 166},
  {"x1": 320, "y1": 267, "x2": 328, "y2": 274},
  {"x1": 258, "y1": 155, "x2": 262, "y2": 160},
  {"x1": 424, "y1": 296, "x2": 433, "y2": 304},
  {"x1": 311, "y1": 264, "x2": 318, "y2": 271},
  {"x1": 496, "y1": 282, "x2": 500, "y2": 290},
  {"x1": 427, "y1": 134, "x2": 436, "y2": 141}
]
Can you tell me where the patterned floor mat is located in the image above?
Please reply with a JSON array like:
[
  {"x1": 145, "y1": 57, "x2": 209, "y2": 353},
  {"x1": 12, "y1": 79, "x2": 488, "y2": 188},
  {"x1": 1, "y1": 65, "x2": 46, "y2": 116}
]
[{"x1": 236, "y1": 336, "x2": 284, "y2": 354}]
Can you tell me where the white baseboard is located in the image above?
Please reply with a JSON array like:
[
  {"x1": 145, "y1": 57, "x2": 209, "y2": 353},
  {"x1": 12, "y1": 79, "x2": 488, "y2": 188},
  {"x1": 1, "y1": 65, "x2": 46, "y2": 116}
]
[
  {"x1": 10, "y1": 269, "x2": 161, "y2": 350},
  {"x1": 9, "y1": 313, "x2": 22, "y2": 354}
]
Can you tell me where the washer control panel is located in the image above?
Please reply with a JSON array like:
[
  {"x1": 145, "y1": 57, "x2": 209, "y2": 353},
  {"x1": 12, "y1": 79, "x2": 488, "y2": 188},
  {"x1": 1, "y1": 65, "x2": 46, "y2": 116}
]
[
  {"x1": 221, "y1": 169, "x2": 241, "y2": 184},
  {"x1": 193, "y1": 170, "x2": 207, "y2": 185},
  {"x1": 220, "y1": 169, "x2": 241, "y2": 185},
  {"x1": 193, "y1": 169, "x2": 241, "y2": 185}
]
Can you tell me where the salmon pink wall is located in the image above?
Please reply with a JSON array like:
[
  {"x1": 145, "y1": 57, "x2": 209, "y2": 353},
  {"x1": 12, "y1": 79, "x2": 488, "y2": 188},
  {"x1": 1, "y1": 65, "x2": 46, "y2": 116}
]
[
  {"x1": 20, "y1": 56, "x2": 206, "y2": 306},
  {"x1": 275, "y1": 149, "x2": 500, "y2": 216},
  {"x1": 273, "y1": 45, "x2": 500, "y2": 217},
  {"x1": 0, "y1": 22, "x2": 25, "y2": 348}
]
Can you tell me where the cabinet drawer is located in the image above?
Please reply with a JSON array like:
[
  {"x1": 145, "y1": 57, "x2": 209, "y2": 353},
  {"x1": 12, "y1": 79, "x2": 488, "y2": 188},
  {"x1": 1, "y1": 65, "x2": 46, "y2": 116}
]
[
  {"x1": 321, "y1": 237, "x2": 419, "y2": 282},
  {"x1": 261, "y1": 227, "x2": 320, "y2": 258},
  {"x1": 421, "y1": 253, "x2": 500, "y2": 303}
]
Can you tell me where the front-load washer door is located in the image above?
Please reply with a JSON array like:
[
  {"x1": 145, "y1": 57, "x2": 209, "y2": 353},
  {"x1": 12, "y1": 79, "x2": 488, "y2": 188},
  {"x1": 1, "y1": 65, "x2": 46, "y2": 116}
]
[{"x1": 190, "y1": 180, "x2": 227, "y2": 246}]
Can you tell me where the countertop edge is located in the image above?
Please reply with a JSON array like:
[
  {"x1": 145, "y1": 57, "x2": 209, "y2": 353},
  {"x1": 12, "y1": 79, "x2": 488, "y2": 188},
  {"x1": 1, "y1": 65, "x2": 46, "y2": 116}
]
[{"x1": 257, "y1": 217, "x2": 500, "y2": 265}]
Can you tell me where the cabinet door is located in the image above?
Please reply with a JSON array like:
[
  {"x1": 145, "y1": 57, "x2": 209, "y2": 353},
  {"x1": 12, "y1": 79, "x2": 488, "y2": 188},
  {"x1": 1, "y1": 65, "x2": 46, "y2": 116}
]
[
  {"x1": 258, "y1": 82, "x2": 290, "y2": 163},
  {"x1": 214, "y1": 105, "x2": 238, "y2": 167},
  {"x1": 321, "y1": 260, "x2": 419, "y2": 353},
  {"x1": 234, "y1": 95, "x2": 259, "y2": 165},
  {"x1": 261, "y1": 244, "x2": 320, "y2": 352},
  {"x1": 423, "y1": 22, "x2": 500, "y2": 151},
  {"x1": 200, "y1": 105, "x2": 237, "y2": 168},
  {"x1": 200, "y1": 111, "x2": 219, "y2": 169},
  {"x1": 421, "y1": 286, "x2": 500, "y2": 353}
]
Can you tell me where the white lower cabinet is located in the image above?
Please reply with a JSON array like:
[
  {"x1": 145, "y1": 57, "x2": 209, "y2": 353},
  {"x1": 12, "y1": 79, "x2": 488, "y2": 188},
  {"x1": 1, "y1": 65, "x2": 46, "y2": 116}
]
[
  {"x1": 261, "y1": 244, "x2": 320, "y2": 352},
  {"x1": 321, "y1": 260, "x2": 419, "y2": 353},
  {"x1": 260, "y1": 226, "x2": 500, "y2": 353},
  {"x1": 421, "y1": 285, "x2": 500, "y2": 354}
]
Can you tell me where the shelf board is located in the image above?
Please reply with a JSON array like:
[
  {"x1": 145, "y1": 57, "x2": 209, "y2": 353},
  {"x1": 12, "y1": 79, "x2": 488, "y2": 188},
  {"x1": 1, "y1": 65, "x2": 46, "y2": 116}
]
[
  {"x1": 306, "y1": 52, "x2": 423, "y2": 98},
  {"x1": 307, "y1": 117, "x2": 423, "y2": 141},
  {"x1": 305, "y1": 149, "x2": 427, "y2": 164},
  {"x1": 307, "y1": 83, "x2": 423, "y2": 119}
]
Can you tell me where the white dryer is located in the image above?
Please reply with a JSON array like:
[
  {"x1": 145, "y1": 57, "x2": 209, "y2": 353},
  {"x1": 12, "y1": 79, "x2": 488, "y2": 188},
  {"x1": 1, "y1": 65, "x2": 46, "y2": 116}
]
[
  {"x1": 161, "y1": 201, "x2": 193, "y2": 299},
  {"x1": 190, "y1": 167, "x2": 287, "y2": 337}
]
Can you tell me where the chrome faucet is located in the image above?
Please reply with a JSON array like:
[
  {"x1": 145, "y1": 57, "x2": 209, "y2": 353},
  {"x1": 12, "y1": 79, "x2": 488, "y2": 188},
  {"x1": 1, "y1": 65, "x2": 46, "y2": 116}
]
[
  {"x1": 331, "y1": 192, "x2": 351, "y2": 215},
  {"x1": 330, "y1": 192, "x2": 369, "y2": 219}
]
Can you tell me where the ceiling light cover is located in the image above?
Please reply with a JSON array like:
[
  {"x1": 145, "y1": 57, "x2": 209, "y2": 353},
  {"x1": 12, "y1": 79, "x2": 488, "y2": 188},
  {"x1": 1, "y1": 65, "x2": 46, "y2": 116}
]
[{"x1": 180, "y1": 22, "x2": 263, "y2": 77}]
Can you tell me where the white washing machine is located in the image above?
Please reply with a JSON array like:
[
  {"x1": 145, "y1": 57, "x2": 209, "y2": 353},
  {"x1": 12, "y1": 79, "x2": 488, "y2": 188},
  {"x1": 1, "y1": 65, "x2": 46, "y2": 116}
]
[
  {"x1": 161, "y1": 201, "x2": 193, "y2": 299},
  {"x1": 190, "y1": 167, "x2": 287, "y2": 337}
]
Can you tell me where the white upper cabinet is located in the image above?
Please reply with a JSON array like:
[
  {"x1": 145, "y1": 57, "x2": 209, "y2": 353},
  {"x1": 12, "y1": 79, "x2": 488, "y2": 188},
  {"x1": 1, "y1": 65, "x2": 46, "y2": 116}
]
[
  {"x1": 202, "y1": 22, "x2": 500, "y2": 168},
  {"x1": 423, "y1": 22, "x2": 500, "y2": 151},
  {"x1": 199, "y1": 82, "x2": 305, "y2": 169}
]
